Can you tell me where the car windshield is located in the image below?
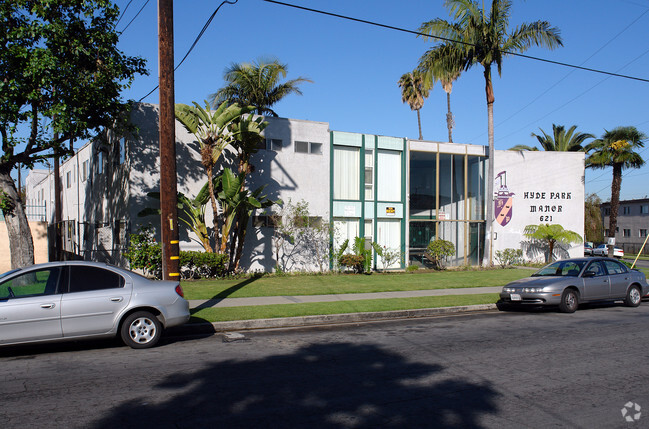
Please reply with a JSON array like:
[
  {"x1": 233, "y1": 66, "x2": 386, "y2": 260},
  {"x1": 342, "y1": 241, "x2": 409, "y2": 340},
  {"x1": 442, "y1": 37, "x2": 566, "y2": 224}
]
[{"x1": 532, "y1": 260, "x2": 588, "y2": 277}]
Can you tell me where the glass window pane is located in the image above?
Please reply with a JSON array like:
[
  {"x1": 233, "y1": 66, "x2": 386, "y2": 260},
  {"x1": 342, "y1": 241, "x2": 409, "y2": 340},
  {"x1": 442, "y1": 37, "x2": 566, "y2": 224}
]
[
  {"x1": 410, "y1": 151, "x2": 436, "y2": 218},
  {"x1": 295, "y1": 141, "x2": 309, "y2": 153},
  {"x1": 0, "y1": 268, "x2": 60, "y2": 298},
  {"x1": 333, "y1": 147, "x2": 360, "y2": 200},
  {"x1": 377, "y1": 150, "x2": 401, "y2": 202},
  {"x1": 68, "y1": 266, "x2": 124, "y2": 293},
  {"x1": 310, "y1": 142, "x2": 323, "y2": 154}
]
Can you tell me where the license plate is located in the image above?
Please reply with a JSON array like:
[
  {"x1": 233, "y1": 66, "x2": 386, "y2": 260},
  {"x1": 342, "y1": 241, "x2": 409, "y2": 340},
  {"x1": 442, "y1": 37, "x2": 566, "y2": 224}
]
[{"x1": 510, "y1": 293, "x2": 522, "y2": 301}]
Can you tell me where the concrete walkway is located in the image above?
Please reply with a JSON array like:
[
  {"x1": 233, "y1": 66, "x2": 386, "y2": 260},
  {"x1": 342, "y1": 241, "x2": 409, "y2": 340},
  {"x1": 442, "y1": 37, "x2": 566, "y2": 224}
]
[{"x1": 188, "y1": 286, "x2": 503, "y2": 309}]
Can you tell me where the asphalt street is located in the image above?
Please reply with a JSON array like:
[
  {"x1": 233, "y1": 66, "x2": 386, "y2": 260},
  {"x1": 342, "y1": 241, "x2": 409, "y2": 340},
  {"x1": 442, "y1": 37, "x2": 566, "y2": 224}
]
[{"x1": 1, "y1": 303, "x2": 649, "y2": 428}]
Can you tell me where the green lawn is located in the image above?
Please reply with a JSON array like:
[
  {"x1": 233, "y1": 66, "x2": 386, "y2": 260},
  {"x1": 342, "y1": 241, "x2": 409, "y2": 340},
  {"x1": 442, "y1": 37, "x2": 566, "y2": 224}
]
[
  {"x1": 182, "y1": 268, "x2": 532, "y2": 300},
  {"x1": 190, "y1": 293, "x2": 500, "y2": 322}
]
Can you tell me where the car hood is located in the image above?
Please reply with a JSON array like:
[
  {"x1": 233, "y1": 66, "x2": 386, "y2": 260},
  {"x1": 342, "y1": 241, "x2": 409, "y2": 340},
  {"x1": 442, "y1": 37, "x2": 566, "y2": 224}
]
[{"x1": 505, "y1": 276, "x2": 573, "y2": 288}]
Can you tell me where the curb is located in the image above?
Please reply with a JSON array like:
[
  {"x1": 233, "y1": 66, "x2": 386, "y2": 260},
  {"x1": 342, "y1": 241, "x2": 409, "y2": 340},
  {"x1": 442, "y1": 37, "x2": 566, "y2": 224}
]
[{"x1": 168, "y1": 303, "x2": 498, "y2": 335}]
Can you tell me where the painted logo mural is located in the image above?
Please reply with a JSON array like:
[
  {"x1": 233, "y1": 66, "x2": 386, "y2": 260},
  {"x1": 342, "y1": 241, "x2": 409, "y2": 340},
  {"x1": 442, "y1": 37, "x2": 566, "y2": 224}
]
[{"x1": 494, "y1": 171, "x2": 514, "y2": 226}]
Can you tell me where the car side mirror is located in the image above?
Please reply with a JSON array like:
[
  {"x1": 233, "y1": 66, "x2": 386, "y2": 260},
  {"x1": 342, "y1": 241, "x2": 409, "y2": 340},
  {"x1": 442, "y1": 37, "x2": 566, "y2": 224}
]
[{"x1": 582, "y1": 271, "x2": 596, "y2": 278}]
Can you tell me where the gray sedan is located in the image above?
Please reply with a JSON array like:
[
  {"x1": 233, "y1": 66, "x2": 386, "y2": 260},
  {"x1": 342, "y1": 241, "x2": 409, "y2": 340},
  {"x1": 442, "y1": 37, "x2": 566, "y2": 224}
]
[
  {"x1": 0, "y1": 261, "x2": 190, "y2": 348},
  {"x1": 498, "y1": 257, "x2": 649, "y2": 313}
]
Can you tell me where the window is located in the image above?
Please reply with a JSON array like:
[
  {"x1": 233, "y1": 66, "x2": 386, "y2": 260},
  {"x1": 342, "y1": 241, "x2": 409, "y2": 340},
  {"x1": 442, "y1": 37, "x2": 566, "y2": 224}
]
[
  {"x1": 333, "y1": 146, "x2": 360, "y2": 200},
  {"x1": 586, "y1": 261, "x2": 606, "y2": 277},
  {"x1": 294, "y1": 141, "x2": 323, "y2": 154},
  {"x1": 365, "y1": 150, "x2": 374, "y2": 201},
  {"x1": 604, "y1": 259, "x2": 628, "y2": 275},
  {"x1": 0, "y1": 268, "x2": 61, "y2": 299},
  {"x1": 118, "y1": 138, "x2": 127, "y2": 164},
  {"x1": 640, "y1": 229, "x2": 647, "y2": 238},
  {"x1": 67, "y1": 266, "x2": 124, "y2": 293},
  {"x1": 604, "y1": 208, "x2": 610, "y2": 215},
  {"x1": 623, "y1": 229, "x2": 631, "y2": 237},
  {"x1": 377, "y1": 150, "x2": 401, "y2": 202},
  {"x1": 252, "y1": 215, "x2": 280, "y2": 228},
  {"x1": 623, "y1": 206, "x2": 631, "y2": 215},
  {"x1": 96, "y1": 152, "x2": 105, "y2": 175},
  {"x1": 268, "y1": 139, "x2": 283, "y2": 151},
  {"x1": 82, "y1": 160, "x2": 89, "y2": 182},
  {"x1": 641, "y1": 205, "x2": 649, "y2": 214},
  {"x1": 66, "y1": 171, "x2": 71, "y2": 189}
]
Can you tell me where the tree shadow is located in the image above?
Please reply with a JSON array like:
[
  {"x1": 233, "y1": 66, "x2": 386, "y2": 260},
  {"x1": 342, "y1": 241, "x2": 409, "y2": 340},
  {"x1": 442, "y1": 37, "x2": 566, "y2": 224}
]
[
  {"x1": 91, "y1": 342, "x2": 499, "y2": 428},
  {"x1": 191, "y1": 275, "x2": 263, "y2": 311}
]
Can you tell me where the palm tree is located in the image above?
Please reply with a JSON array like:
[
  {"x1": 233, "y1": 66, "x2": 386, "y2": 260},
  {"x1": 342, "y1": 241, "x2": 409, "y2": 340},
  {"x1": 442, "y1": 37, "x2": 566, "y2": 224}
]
[
  {"x1": 524, "y1": 223, "x2": 583, "y2": 262},
  {"x1": 209, "y1": 57, "x2": 312, "y2": 117},
  {"x1": 416, "y1": 42, "x2": 463, "y2": 142},
  {"x1": 397, "y1": 71, "x2": 429, "y2": 140},
  {"x1": 418, "y1": 0, "x2": 563, "y2": 264},
  {"x1": 585, "y1": 126, "x2": 647, "y2": 255},
  {"x1": 510, "y1": 124, "x2": 593, "y2": 151}
]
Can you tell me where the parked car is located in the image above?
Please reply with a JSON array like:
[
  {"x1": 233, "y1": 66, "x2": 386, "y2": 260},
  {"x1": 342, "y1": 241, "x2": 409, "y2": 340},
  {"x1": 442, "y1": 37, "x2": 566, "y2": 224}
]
[
  {"x1": 0, "y1": 261, "x2": 190, "y2": 349},
  {"x1": 584, "y1": 243, "x2": 593, "y2": 256},
  {"x1": 592, "y1": 244, "x2": 624, "y2": 258},
  {"x1": 498, "y1": 257, "x2": 649, "y2": 313}
]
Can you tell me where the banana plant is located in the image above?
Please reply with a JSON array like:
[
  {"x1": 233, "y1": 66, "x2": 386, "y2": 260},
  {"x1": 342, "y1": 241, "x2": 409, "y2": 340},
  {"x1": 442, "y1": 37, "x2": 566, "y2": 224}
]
[
  {"x1": 137, "y1": 190, "x2": 212, "y2": 253},
  {"x1": 174, "y1": 100, "x2": 256, "y2": 242}
]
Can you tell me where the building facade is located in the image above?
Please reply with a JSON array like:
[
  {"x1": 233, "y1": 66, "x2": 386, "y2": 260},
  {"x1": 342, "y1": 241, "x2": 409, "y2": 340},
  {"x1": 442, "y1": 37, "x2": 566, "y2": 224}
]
[
  {"x1": 25, "y1": 103, "x2": 586, "y2": 271},
  {"x1": 601, "y1": 198, "x2": 649, "y2": 254}
]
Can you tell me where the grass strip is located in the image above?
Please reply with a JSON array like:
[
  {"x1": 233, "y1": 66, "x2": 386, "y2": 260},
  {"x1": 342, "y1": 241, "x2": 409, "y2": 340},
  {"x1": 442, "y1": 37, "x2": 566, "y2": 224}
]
[
  {"x1": 182, "y1": 270, "x2": 530, "y2": 300},
  {"x1": 189, "y1": 293, "x2": 499, "y2": 322}
]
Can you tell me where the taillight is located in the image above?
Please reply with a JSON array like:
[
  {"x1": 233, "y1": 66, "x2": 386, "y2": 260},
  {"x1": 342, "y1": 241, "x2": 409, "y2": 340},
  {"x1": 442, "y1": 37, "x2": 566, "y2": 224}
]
[{"x1": 175, "y1": 284, "x2": 185, "y2": 298}]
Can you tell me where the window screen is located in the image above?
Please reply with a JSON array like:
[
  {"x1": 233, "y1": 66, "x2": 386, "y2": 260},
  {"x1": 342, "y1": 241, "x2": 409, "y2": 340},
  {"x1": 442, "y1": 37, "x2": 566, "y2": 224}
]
[
  {"x1": 295, "y1": 141, "x2": 309, "y2": 153},
  {"x1": 68, "y1": 266, "x2": 124, "y2": 293}
]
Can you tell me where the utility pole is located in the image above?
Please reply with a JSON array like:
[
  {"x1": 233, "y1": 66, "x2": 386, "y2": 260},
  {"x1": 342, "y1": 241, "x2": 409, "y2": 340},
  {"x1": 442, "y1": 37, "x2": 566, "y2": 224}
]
[
  {"x1": 53, "y1": 132, "x2": 62, "y2": 261},
  {"x1": 158, "y1": 0, "x2": 180, "y2": 280}
]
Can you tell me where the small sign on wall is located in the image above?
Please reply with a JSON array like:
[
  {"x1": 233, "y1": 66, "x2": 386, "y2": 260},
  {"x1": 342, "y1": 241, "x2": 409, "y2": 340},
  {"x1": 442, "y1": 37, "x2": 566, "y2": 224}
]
[
  {"x1": 386, "y1": 206, "x2": 395, "y2": 216},
  {"x1": 607, "y1": 237, "x2": 616, "y2": 245}
]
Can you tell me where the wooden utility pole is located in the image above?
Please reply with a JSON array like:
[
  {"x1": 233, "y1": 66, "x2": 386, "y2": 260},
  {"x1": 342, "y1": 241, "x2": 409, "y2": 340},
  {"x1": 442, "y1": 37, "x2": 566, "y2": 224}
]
[
  {"x1": 53, "y1": 132, "x2": 62, "y2": 261},
  {"x1": 158, "y1": 0, "x2": 180, "y2": 280}
]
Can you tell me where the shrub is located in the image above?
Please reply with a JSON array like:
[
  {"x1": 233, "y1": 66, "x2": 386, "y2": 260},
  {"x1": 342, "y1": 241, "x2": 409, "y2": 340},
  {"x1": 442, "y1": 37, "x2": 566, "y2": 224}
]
[
  {"x1": 180, "y1": 251, "x2": 228, "y2": 279},
  {"x1": 124, "y1": 226, "x2": 162, "y2": 279},
  {"x1": 494, "y1": 248, "x2": 523, "y2": 268},
  {"x1": 426, "y1": 239, "x2": 456, "y2": 270},
  {"x1": 406, "y1": 264, "x2": 419, "y2": 272},
  {"x1": 339, "y1": 254, "x2": 366, "y2": 273}
]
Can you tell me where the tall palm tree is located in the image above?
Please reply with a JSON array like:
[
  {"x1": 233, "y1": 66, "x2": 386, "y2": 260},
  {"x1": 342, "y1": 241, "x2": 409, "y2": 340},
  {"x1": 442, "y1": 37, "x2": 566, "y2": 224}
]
[
  {"x1": 209, "y1": 57, "x2": 312, "y2": 117},
  {"x1": 510, "y1": 124, "x2": 593, "y2": 151},
  {"x1": 585, "y1": 126, "x2": 647, "y2": 255},
  {"x1": 418, "y1": 0, "x2": 563, "y2": 264},
  {"x1": 397, "y1": 71, "x2": 429, "y2": 140},
  {"x1": 416, "y1": 42, "x2": 463, "y2": 142}
]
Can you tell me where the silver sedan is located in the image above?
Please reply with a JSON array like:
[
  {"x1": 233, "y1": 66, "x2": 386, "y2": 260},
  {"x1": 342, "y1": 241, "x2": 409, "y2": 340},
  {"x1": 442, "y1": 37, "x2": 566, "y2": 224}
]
[
  {"x1": 498, "y1": 257, "x2": 649, "y2": 313},
  {"x1": 0, "y1": 261, "x2": 190, "y2": 348}
]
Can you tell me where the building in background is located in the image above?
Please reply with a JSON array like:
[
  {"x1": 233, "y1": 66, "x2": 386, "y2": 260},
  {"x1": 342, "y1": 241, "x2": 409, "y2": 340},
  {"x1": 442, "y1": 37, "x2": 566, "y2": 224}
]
[
  {"x1": 600, "y1": 198, "x2": 649, "y2": 255},
  {"x1": 25, "y1": 103, "x2": 585, "y2": 271}
]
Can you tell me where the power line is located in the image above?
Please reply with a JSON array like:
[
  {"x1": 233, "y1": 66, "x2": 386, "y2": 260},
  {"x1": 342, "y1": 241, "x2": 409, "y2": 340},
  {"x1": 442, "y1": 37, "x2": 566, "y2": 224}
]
[
  {"x1": 115, "y1": 0, "x2": 135, "y2": 27},
  {"x1": 119, "y1": 0, "x2": 151, "y2": 35},
  {"x1": 261, "y1": 0, "x2": 649, "y2": 84},
  {"x1": 138, "y1": 0, "x2": 239, "y2": 102}
]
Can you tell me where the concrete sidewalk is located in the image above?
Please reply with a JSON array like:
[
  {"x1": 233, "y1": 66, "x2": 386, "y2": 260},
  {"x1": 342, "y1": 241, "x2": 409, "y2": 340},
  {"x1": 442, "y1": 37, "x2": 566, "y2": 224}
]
[
  {"x1": 177, "y1": 287, "x2": 503, "y2": 334},
  {"x1": 188, "y1": 286, "x2": 503, "y2": 309}
]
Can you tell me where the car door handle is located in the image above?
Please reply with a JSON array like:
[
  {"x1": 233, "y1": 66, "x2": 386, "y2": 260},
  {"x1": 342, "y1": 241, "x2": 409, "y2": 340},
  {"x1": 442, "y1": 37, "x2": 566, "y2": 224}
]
[
  {"x1": 110, "y1": 297, "x2": 124, "y2": 302},
  {"x1": 41, "y1": 303, "x2": 56, "y2": 309}
]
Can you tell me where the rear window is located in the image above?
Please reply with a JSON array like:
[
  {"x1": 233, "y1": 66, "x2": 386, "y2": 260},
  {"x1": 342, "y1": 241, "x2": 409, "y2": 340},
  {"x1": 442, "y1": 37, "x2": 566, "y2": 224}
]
[{"x1": 67, "y1": 265, "x2": 125, "y2": 293}]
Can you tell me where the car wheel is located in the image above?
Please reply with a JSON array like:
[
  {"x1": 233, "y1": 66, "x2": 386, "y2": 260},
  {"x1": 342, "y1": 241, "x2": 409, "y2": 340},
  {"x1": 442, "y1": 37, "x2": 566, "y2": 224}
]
[
  {"x1": 624, "y1": 285, "x2": 642, "y2": 307},
  {"x1": 559, "y1": 289, "x2": 578, "y2": 313},
  {"x1": 120, "y1": 311, "x2": 162, "y2": 349}
]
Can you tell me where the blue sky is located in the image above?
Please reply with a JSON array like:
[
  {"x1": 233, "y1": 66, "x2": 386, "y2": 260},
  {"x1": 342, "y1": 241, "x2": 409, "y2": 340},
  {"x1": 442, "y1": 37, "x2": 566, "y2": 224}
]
[{"x1": 39, "y1": 0, "x2": 649, "y2": 201}]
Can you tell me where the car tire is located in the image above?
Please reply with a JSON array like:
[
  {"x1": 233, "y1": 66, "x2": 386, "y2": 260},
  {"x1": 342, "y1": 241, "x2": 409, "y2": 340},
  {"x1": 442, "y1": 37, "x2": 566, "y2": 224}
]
[
  {"x1": 120, "y1": 311, "x2": 162, "y2": 349},
  {"x1": 558, "y1": 289, "x2": 578, "y2": 313},
  {"x1": 624, "y1": 285, "x2": 642, "y2": 307}
]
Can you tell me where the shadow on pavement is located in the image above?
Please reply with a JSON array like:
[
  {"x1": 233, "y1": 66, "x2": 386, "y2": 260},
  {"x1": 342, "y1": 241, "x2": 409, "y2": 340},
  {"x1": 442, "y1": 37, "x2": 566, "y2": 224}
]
[{"x1": 91, "y1": 342, "x2": 499, "y2": 428}]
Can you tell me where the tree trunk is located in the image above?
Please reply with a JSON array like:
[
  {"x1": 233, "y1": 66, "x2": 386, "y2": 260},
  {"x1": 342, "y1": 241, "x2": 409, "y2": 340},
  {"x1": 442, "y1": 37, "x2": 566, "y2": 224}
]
[
  {"x1": 206, "y1": 167, "x2": 219, "y2": 252},
  {"x1": 483, "y1": 65, "x2": 495, "y2": 266},
  {"x1": 446, "y1": 92, "x2": 453, "y2": 143},
  {"x1": 0, "y1": 168, "x2": 35, "y2": 268},
  {"x1": 416, "y1": 109, "x2": 423, "y2": 140},
  {"x1": 608, "y1": 163, "x2": 622, "y2": 257}
]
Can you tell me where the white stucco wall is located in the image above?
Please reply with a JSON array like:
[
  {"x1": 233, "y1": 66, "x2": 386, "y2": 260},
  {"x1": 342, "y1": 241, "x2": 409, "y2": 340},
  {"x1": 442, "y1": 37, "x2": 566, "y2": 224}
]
[{"x1": 492, "y1": 150, "x2": 585, "y2": 261}]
